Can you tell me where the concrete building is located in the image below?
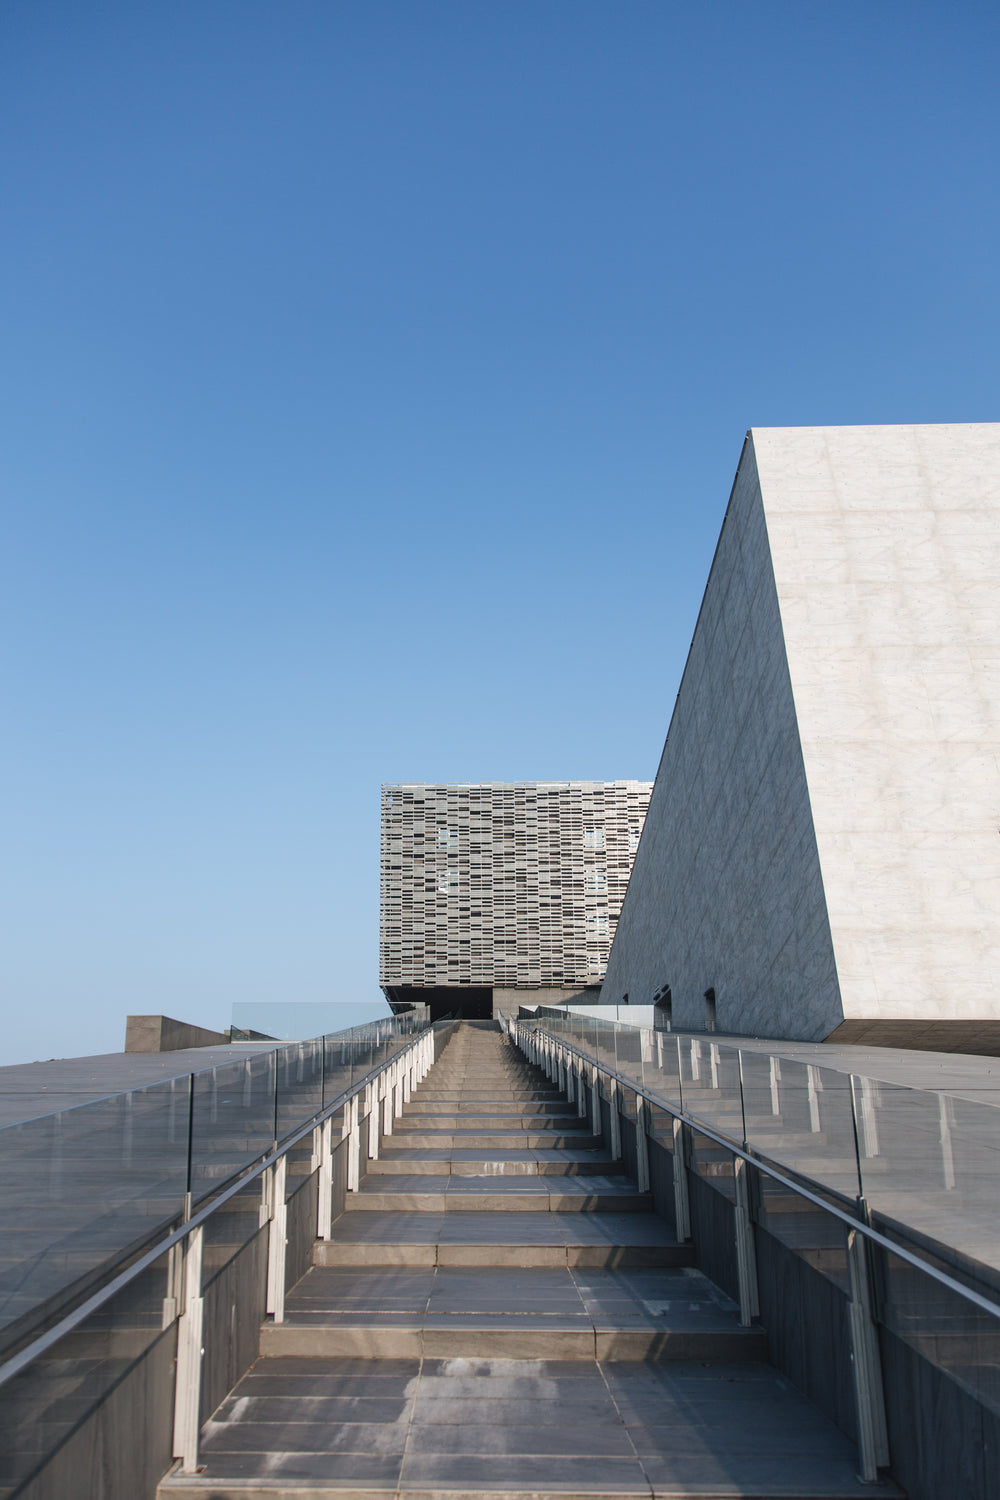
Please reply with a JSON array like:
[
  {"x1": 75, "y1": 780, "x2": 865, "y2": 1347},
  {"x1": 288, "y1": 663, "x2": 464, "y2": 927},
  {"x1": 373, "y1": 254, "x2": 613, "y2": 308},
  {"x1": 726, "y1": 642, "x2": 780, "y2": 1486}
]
[
  {"x1": 602, "y1": 423, "x2": 1000, "y2": 1053},
  {"x1": 380, "y1": 781, "x2": 651, "y2": 1019}
]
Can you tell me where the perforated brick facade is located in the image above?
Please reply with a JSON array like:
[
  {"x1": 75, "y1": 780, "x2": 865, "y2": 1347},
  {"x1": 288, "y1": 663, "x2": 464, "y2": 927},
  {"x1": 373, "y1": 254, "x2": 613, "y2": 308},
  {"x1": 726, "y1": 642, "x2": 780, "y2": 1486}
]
[{"x1": 380, "y1": 782, "x2": 652, "y2": 991}]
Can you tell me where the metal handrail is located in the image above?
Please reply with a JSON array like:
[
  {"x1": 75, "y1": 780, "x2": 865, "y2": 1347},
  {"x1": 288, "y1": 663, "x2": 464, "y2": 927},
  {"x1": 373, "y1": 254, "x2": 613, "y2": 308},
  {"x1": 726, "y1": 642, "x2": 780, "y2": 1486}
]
[
  {"x1": 516, "y1": 1020, "x2": 1000, "y2": 1324},
  {"x1": 0, "y1": 1027, "x2": 431, "y2": 1392}
]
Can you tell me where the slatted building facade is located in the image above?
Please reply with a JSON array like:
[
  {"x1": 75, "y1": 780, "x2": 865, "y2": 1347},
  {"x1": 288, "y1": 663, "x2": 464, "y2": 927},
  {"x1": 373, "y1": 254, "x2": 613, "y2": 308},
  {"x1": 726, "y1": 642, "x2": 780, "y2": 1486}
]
[{"x1": 380, "y1": 781, "x2": 652, "y2": 1018}]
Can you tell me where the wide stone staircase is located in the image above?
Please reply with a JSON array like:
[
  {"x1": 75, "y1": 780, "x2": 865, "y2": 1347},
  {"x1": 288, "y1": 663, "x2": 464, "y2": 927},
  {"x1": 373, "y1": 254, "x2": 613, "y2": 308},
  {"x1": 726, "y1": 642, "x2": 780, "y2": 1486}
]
[{"x1": 160, "y1": 1022, "x2": 893, "y2": 1498}]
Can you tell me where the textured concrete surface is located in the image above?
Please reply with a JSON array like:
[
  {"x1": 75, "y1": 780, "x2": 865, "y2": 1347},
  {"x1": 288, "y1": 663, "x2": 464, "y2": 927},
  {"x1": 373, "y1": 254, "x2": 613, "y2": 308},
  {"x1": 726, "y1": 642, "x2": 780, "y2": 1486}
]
[
  {"x1": 759, "y1": 423, "x2": 1000, "y2": 1039},
  {"x1": 602, "y1": 434, "x2": 839, "y2": 1041},
  {"x1": 494, "y1": 985, "x2": 599, "y2": 1019},
  {"x1": 604, "y1": 423, "x2": 1000, "y2": 1049},
  {"x1": 124, "y1": 1014, "x2": 231, "y2": 1052}
]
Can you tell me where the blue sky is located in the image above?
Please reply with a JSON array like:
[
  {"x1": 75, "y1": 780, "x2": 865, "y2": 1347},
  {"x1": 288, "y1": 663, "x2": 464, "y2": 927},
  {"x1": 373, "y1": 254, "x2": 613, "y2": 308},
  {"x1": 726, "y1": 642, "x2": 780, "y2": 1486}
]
[{"x1": 2, "y1": 3, "x2": 997, "y2": 1064}]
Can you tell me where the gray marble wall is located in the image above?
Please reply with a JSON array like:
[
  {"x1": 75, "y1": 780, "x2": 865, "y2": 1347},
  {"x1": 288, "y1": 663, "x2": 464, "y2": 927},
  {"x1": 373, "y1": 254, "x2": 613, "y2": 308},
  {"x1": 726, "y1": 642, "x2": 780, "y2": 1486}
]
[
  {"x1": 757, "y1": 424, "x2": 1000, "y2": 1038},
  {"x1": 604, "y1": 423, "x2": 1000, "y2": 1045},
  {"x1": 602, "y1": 437, "x2": 843, "y2": 1040}
]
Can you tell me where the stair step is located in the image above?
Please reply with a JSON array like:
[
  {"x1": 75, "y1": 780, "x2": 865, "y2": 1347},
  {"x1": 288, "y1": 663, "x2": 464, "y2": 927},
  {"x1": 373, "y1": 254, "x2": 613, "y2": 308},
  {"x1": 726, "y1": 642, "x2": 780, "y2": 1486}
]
[
  {"x1": 394, "y1": 1115, "x2": 580, "y2": 1130},
  {"x1": 404, "y1": 1102, "x2": 574, "y2": 1116},
  {"x1": 158, "y1": 1355, "x2": 891, "y2": 1500},
  {"x1": 347, "y1": 1176, "x2": 653, "y2": 1213},
  {"x1": 369, "y1": 1152, "x2": 614, "y2": 1176},
  {"x1": 314, "y1": 1210, "x2": 688, "y2": 1268},
  {"x1": 386, "y1": 1132, "x2": 602, "y2": 1149},
  {"x1": 416, "y1": 1089, "x2": 561, "y2": 1100},
  {"x1": 260, "y1": 1264, "x2": 767, "y2": 1363}
]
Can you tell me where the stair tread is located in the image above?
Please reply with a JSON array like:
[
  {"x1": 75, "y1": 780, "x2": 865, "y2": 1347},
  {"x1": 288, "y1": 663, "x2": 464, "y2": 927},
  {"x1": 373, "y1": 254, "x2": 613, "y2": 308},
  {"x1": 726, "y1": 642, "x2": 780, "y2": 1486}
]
[
  {"x1": 320, "y1": 1209, "x2": 682, "y2": 1245},
  {"x1": 160, "y1": 1356, "x2": 892, "y2": 1498},
  {"x1": 357, "y1": 1173, "x2": 642, "y2": 1193},
  {"x1": 279, "y1": 1264, "x2": 747, "y2": 1332}
]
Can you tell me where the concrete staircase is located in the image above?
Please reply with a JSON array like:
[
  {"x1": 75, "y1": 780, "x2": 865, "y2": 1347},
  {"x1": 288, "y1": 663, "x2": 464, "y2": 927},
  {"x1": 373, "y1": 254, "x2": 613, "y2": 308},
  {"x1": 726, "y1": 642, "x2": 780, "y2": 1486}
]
[{"x1": 160, "y1": 1022, "x2": 895, "y2": 1499}]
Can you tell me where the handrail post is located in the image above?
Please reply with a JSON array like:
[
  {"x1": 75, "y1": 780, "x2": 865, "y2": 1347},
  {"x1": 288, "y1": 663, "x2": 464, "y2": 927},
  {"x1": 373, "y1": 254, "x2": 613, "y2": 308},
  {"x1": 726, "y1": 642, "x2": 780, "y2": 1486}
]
[
  {"x1": 172, "y1": 1223, "x2": 205, "y2": 1473},
  {"x1": 266, "y1": 1155, "x2": 288, "y2": 1323},
  {"x1": 366, "y1": 1082, "x2": 379, "y2": 1160},
  {"x1": 590, "y1": 1063, "x2": 601, "y2": 1138},
  {"x1": 635, "y1": 1097, "x2": 650, "y2": 1193},
  {"x1": 163, "y1": 1238, "x2": 183, "y2": 1330},
  {"x1": 346, "y1": 1094, "x2": 361, "y2": 1192},
  {"x1": 847, "y1": 1228, "x2": 890, "y2": 1481},
  {"x1": 733, "y1": 1156, "x2": 759, "y2": 1326},
  {"x1": 317, "y1": 1116, "x2": 334, "y2": 1239},
  {"x1": 608, "y1": 1077, "x2": 622, "y2": 1161},
  {"x1": 383, "y1": 1069, "x2": 394, "y2": 1137},
  {"x1": 672, "y1": 1117, "x2": 691, "y2": 1241}
]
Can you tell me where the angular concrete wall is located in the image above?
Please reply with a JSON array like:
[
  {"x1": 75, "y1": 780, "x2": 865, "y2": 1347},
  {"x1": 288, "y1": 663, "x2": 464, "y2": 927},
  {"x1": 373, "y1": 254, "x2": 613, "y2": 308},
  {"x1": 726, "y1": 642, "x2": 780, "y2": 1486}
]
[
  {"x1": 602, "y1": 435, "x2": 841, "y2": 1040},
  {"x1": 124, "y1": 1014, "x2": 230, "y2": 1052},
  {"x1": 604, "y1": 423, "x2": 1000, "y2": 1048}
]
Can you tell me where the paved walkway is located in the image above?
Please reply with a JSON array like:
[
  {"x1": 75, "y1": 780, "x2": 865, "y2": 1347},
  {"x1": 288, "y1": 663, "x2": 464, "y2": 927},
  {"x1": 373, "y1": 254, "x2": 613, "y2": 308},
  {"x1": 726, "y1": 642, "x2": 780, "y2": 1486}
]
[{"x1": 161, "y1": 1023, "x2": 892, "y2": 1499}]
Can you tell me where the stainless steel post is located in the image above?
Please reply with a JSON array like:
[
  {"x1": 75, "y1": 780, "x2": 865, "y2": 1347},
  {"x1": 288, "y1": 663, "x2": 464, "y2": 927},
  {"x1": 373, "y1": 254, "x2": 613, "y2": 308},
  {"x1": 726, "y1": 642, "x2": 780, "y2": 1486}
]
[{"x1": 172, "y1": 1224, "x2": 205, "y2": 1473}]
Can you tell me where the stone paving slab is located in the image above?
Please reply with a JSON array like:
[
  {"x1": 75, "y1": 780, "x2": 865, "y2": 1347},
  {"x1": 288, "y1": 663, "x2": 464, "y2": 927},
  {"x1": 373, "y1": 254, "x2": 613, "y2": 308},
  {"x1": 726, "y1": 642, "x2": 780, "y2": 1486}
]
[
  {"x1": 390, "y1": 1132, "x2": 603, "y2": 1149},
  {"x1": 162, "y1": 1356, "x2": 892, "y2": 1498},
  {"x1": 315, "y1": 1211, "x2": 689, "y2": 1269},
  {"x1": 370, "y1": 1150, "x2": 614, "y2": 1177},
  {"x1": 261, "y1": 1265, "x2": 766, "y2": 1363}
]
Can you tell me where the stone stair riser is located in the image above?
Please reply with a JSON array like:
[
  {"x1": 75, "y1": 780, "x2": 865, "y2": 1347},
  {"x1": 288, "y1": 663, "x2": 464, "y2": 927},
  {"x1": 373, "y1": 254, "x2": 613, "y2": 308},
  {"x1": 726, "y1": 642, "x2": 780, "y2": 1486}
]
[
  {"x1": 389, "y1": 1133, "x2": 603, "y2": 1149},
  {"x1": 345, "y1": 1192, "x2": 653, "y2": 1213},
  {"x1": 259, "y1": 1324, "x2": 768, "y2": 1362},
  {"x1": 313, "y1": 1242, "x2": 695, "y2": 1269},
  {"x1": 368, "y1": 1159, "x2": 614, "y2": 1176}
]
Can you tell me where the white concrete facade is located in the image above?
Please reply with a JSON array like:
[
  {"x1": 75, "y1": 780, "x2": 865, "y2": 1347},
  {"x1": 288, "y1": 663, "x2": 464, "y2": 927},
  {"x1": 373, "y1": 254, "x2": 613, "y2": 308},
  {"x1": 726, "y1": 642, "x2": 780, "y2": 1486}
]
[{"x1": 602, "y1": 424, "x2": 1000, "y2": 1050}]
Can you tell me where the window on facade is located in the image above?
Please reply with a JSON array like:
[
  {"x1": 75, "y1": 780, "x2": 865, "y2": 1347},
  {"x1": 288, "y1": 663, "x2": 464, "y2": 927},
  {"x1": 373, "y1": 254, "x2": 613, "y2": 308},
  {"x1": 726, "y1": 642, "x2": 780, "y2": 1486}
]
[
  {"x1": 587, "y1": 914, "x2": 609, "y2": 940},
  {"x1": 585, "y1": 870, "x2": 607, "y2": 893},
  {"x1": 628, "y1": 826, "x2": 641, "y2": 852},
  {"x1": 583, "y1": 828, "x2": 605, "y2": 850},
  {"x1": 438, "y1": 827, "x2": 458, "y2": 849},
  {"x1": 438, "y1": 871, "x2": 460, "y2": 894}
]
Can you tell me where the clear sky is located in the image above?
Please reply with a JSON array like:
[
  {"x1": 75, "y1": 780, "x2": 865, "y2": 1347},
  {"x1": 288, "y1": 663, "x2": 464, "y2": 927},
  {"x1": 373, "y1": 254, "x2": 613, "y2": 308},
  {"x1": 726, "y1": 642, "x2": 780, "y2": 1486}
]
[{"x1": 1, "y1": 3, "x2": 997, "y2": 1064}]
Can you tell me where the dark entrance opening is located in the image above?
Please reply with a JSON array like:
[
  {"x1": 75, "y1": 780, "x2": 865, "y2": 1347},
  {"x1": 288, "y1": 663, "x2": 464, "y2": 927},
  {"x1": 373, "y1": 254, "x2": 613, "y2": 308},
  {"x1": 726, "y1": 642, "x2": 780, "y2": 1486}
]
[{"x1": 385, "y1": 986, "x2": 494, "y2": 1023}]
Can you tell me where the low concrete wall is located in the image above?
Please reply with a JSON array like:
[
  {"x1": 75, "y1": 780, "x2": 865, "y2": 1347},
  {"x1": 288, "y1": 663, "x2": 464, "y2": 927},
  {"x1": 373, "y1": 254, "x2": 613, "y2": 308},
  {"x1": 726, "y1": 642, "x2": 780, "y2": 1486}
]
[
  {"x1": 433, "y1": 1021, "x2": 459, "y2": 1060},
  {"x1": 124, "y1": 1014, "x2": 230, "y2": 1052},
  {"x1": 494, "y1": 986, "x2": 599, "y2": 1019}
]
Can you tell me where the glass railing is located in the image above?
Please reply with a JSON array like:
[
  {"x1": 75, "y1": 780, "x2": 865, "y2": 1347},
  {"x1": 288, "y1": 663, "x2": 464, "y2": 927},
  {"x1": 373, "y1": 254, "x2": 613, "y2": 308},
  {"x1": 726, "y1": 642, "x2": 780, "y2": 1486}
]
[
  {"x1": 0, "y1": 1011, "x2": 426, "y2": 1351},
  {"x1": 526, "y1": 1012, "x2": 1000, "y2": 1278},
  {"x1": 521, "y1": 1010, "x2": 1000, "y2": 1436}
]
